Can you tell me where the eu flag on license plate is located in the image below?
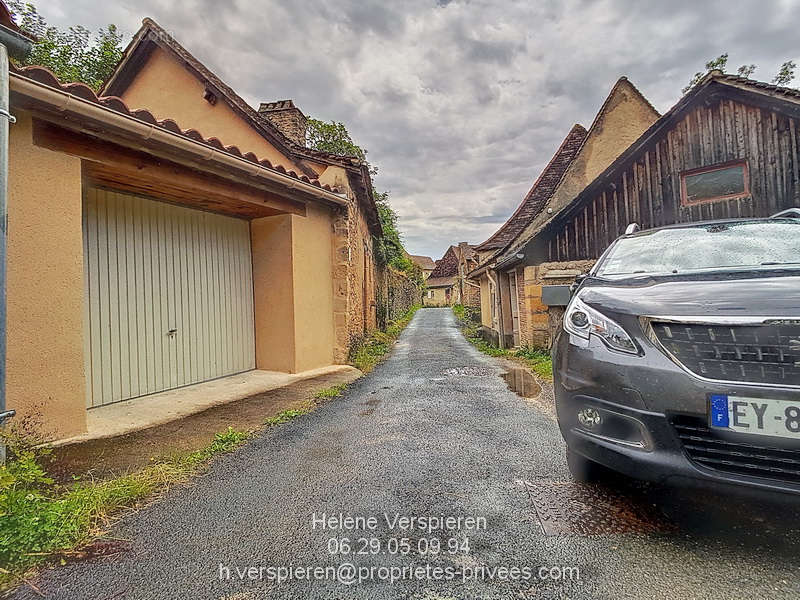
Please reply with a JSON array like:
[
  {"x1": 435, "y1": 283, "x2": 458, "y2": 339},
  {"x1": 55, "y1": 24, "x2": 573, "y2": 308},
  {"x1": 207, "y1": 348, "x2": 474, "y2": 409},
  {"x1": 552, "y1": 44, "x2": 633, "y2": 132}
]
[{"x1": 710, "y1": 394, "x2": 729, "y2": 428}]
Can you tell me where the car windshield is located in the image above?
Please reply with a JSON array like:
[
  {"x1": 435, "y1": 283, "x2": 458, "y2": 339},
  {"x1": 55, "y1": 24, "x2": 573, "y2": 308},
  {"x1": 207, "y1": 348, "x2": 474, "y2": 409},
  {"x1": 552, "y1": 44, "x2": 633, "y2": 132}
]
[{"x1": 597, "y1": 220, "x2": 800, "y2": 277}]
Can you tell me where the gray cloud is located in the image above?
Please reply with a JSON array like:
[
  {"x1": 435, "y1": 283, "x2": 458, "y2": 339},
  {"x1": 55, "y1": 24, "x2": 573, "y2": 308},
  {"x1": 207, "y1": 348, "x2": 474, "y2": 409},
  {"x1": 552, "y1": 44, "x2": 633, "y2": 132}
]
[{"x1": 42, "y1": 0, "x2": 800, "y2": 259}]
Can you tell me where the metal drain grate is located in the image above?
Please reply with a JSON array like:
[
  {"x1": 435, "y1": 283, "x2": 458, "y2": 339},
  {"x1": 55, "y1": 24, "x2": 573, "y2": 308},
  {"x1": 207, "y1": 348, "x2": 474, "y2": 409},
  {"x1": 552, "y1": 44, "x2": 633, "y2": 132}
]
[
  {"x1": 523, "y1": 480, "x2": 673, "y2": 535},
  {"x1": 442, "y1": 366, "x2": 496, "y2": 377}
]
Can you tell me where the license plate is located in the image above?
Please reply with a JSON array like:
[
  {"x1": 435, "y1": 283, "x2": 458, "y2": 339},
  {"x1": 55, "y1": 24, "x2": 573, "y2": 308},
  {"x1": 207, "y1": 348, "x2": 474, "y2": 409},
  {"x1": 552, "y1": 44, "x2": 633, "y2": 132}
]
[{"x1": 710, "y1": 394, "x2": 800, "y2": 440}]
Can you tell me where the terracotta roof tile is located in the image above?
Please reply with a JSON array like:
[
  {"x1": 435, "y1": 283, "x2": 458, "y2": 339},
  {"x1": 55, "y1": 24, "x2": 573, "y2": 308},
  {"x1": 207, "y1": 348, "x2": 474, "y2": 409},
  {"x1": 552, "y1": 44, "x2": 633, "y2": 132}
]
[
  {"x1": 429, "y1": 246, "x2": 459, "y2": 279},
  {"x1": 425, "y1": 276, "x2": 456, "y2": 288},
  {"x1": 11, "y1": 64, "x2": 343, "y2": 194},
  {"x1": 475, "y1": 124, "x2": 587, "y2": 251},
  {"x1": 409, "y1": 255, "x2": 436, "y2": 270}
]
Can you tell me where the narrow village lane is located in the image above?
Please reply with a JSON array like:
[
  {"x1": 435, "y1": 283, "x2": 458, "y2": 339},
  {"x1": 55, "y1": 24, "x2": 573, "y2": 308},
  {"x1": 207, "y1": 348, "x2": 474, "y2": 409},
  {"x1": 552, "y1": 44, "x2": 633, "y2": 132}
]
[{"x1": 13, "y1": 309, "x2": 800, "y2": 599}]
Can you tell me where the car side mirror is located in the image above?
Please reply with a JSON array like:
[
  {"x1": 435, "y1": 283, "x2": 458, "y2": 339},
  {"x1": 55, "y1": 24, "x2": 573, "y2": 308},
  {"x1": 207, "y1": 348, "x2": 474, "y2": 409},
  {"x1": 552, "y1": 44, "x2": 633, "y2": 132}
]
[{"x1": 569, "y1": 273, "x2": 587, "y2": 295}]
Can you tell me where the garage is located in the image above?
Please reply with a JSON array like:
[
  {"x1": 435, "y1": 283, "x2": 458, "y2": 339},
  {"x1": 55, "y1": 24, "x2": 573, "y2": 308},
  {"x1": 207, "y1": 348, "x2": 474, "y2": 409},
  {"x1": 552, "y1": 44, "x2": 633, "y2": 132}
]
[{"x1": 82, "y1": 187, "x2": 256, "y2": 407}]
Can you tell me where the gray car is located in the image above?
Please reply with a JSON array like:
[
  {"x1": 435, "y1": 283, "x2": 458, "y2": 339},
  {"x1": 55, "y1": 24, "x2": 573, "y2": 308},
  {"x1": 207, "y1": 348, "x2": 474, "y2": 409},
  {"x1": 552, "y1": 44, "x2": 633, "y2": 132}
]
[{"x1": 554, "y1": 211, "x2": 800, "y2": 496}]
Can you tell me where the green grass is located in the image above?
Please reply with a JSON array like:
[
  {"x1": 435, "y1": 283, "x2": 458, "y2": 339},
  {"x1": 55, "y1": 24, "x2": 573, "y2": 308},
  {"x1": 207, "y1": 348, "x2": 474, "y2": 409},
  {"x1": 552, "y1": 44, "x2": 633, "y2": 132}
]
[
  {"x1": 451, "y1": 304, "x2": 466, "y2": 321},
  {"x1": 313, "y1": 383, "x2": 348, "y2": 399},
  {"x1": 263, "y1": 407, "x2": 311, "y2": 426},
  {"x1": 452, "y1": 305, "x2": 554, "y2": 381},
  {"x1": 349, "y1": 304, "x2": 421, "y2": 373},
  {"x1": 0, "y1": 426, "x2": 249, "y2": 587}
]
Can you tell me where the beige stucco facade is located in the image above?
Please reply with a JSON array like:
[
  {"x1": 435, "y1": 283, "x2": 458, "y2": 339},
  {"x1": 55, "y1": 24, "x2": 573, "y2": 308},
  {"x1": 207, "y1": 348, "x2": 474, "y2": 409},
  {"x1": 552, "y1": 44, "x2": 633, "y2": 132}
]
[
  {"x1": 119, "y1": 46, "x2": 303, "y2": 173},
  {"x1": 251, "y1": 203, "x2": 336, "y2": 374},
  {"x1": 3, "y1": 109, "x2": 339, "y2": 440},
  {"x1": 425, "y1": 286, "x2": 451, "y2": 307},
  {"x1": 479, "y1": 275, "x2": 492, "y2": 328},
  {"x1": 7, "y1": 112, "x2": 87, "y2": 438}
]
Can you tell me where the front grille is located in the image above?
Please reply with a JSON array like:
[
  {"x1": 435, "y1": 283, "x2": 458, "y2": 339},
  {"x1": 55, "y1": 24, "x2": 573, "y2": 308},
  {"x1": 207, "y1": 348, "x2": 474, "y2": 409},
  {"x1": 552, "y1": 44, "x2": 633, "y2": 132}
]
[
  {"x1": 651, "y1": 321, "x2": 800, "y2": 386},
  {"x1": 673, "y1": 415, "x2": 800, "y2": 484}
]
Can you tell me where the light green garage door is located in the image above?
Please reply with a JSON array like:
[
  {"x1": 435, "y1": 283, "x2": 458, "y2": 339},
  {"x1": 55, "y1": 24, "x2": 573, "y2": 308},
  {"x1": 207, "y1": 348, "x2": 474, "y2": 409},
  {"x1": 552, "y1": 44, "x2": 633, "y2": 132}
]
[{"x1": 82, "y1": 187, "x2": 256, "y2": 408}]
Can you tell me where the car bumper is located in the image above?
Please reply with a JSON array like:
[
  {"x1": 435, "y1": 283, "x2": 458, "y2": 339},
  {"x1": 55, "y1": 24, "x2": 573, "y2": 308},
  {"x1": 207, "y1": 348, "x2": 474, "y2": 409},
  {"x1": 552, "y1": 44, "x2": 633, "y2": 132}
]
[{"x1": 554, "y1": 331, "x2": 800, "y2": 497}]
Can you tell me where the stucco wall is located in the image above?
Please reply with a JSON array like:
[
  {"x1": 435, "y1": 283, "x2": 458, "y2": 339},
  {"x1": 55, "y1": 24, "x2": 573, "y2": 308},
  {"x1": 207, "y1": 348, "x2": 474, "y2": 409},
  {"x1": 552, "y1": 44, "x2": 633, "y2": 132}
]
[
  {"x1": 251, "y1": 207, "x2": 336, "y2": 374},
  {"x1": 425, "y1": 287, "x2": 451, "y2": 307},
  {"x1": 251, "y1": 215, "x2": 296, "y2": 373},
  {"x1": 120, "y1": 47, "x2": 305, "y2": 173},
  {"x1": 291, "y1": 203, "x2": 335, "y2": 372},
  {"x1": 479, "y1": 275, "x2": 492, "y2": 328},
  {"x1": 7, "y1": 112, "x2": 86, "y2": 439}
]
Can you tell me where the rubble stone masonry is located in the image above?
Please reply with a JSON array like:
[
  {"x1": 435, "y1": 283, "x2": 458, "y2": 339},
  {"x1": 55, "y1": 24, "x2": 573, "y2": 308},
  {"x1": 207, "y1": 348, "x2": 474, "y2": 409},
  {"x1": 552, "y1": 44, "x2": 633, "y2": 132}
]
[{"x1": 520, "y1": 260, "x2": 596, "y2": 348}]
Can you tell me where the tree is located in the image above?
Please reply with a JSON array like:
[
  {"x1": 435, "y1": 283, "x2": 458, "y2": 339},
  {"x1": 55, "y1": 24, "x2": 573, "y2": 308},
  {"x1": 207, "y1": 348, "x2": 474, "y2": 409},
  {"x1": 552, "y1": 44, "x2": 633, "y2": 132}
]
[
  {"x1": 306, "y1": 119, "x2": 368, "y2": 162},
  {"x1": 773, "y1": 60, "x2": 797, "y2": 86},
  {"x1": 684, "y1": 53, "x2": 798, "y2": 93},
  {"x1": 737, "y1": 64, "x2": 757, "y2": 78},
  {"x1": 683, "y1": 53, "x2": 729, "y2": 93},
  {"x1": 306, "y1": 118, "x2": 418, "y2": 279},
  {"x1": 7, "y1": 1, "x2": 125, "y2": 91}
]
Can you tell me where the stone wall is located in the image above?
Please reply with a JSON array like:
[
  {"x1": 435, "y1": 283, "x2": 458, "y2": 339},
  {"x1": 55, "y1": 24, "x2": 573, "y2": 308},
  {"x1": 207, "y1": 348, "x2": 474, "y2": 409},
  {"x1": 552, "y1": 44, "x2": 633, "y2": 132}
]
[
  {"x1": 462, "y1": 279, "x2": 481, "y2": 308},
  {"x1": 520, "y1": 259, "x2": 596, "y2": 348},
  {"x1": 331, "y1": 185, "x2": 381, "y2": 363},
  {"x1": 379, "y1": 267, "x2": 423, "y2": 326}
]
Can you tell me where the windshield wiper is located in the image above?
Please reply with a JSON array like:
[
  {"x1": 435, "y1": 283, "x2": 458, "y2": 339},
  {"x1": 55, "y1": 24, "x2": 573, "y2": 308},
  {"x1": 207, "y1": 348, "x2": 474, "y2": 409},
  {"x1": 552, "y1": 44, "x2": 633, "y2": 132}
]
[{"x1": 760, "y1": 262, "x2": 800, "y2": 266}]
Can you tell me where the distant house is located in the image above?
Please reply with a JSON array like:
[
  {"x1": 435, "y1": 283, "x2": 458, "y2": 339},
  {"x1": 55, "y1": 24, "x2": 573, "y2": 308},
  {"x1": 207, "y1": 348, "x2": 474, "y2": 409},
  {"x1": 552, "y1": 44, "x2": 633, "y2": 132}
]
[
  {"x1": 425, "y1": 243, "x2": 479, "y2": 306},
  {"x1": 469, "y1": 77, "x2": 659, "y2": 347},
  {"x1": 409, "y1": 254, "x2": 436, "y2": 279}
]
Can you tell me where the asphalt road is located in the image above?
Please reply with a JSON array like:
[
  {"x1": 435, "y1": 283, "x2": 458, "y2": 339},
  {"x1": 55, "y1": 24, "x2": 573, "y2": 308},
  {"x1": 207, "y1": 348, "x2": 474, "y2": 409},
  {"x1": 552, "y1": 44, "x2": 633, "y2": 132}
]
[{"x1": 12, "y1": 308, "x2": 800, "y2": 599}]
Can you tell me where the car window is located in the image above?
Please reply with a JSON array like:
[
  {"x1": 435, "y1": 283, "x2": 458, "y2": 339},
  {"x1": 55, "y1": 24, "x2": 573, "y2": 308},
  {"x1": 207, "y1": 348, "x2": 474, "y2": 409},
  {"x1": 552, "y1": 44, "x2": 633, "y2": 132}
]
[{"x1": 597, "y1": 220, "x2": 800, "y2": 276}]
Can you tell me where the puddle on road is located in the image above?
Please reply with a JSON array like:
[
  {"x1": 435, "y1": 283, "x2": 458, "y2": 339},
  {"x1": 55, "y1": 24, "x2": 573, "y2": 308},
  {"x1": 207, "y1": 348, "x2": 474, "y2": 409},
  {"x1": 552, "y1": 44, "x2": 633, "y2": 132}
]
[
  {"x1": 523, "y1": 480, "x2": 673, "y2": 536},
  {"x1": 502, "y1": 368, "x2": 542, "y2": 399}
]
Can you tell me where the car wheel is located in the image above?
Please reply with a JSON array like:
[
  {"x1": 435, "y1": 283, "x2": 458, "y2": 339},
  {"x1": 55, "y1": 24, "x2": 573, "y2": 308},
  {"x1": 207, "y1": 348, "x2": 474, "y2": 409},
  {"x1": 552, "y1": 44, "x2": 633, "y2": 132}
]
[{"x1": 566, "y1": 447, "x2": 613, "y2": 484}]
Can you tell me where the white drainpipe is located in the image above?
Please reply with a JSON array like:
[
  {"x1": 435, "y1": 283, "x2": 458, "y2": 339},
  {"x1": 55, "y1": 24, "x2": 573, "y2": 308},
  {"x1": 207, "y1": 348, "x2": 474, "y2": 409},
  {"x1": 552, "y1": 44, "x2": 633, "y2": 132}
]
[{"x1": 0, "y1": 22, "x2": 33, "y2": 464}]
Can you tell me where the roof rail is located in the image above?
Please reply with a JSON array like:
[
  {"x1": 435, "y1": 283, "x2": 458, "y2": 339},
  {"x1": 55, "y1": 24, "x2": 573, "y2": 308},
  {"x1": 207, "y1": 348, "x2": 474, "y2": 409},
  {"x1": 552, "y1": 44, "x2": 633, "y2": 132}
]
[
  {"x1": 624, "y1": 223, "x2": 640, "y2": 235},
  {"x1": 771, "y1": 208, "x2": 800, "y2": 219}
]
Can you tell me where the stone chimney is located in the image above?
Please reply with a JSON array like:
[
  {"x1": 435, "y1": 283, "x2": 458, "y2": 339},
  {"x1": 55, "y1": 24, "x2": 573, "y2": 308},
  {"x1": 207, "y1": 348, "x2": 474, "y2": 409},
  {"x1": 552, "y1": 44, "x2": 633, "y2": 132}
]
[{"x1": 258, "y1": 99, "x2": 307, "y2": 146}]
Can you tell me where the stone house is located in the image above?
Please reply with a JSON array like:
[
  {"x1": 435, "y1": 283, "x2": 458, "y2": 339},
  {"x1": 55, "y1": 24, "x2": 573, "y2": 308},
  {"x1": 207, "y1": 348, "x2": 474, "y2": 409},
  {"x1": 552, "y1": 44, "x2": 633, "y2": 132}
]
[
  {"x1": 470, "y1": 78, "x2": 659, "y2": 347},
  {"x1": 6, "y1": 16, "x2": 383, "y2": 440},
  {"x1": 501, "y1": 71, "x2": 800, "y2": 345},
  {"x1": 425, "y1": 243, "x2": 478, "y2": 306},
  {"x1": 474, "y1": 71, "x2": 800, "y2": 349},
  {"x1": 409, "y1": 254, "x2": 436, "y2": 279}
]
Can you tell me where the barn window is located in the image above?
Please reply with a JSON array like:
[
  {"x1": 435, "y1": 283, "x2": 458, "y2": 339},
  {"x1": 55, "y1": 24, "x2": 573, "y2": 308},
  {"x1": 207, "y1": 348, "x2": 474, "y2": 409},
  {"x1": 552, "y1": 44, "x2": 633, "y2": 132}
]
[{"x1": 680, "y1": 161, "x2": 749, "y2": 206}]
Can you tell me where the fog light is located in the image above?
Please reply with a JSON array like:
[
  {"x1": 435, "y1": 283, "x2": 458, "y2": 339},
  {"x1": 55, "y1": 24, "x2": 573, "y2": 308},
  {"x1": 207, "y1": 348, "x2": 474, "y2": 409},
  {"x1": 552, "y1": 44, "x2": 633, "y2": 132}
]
[
  {"x1": 574, "y1": 405, "x2": 650, "y2": 449},
  {"x1": 577, "y1": 407, "x2": 602, "y2": 430}
]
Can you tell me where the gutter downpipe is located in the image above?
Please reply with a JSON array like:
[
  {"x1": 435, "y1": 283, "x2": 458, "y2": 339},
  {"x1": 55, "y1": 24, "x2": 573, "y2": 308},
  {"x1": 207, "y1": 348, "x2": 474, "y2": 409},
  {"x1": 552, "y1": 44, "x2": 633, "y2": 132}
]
[{"x1": 0, "y1": 23, "x2": 32, "y2": 464}]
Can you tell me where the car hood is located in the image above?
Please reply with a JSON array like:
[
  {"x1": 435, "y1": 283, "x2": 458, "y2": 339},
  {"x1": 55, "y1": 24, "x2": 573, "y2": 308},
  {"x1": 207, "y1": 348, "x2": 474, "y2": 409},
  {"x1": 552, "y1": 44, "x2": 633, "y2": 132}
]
[{"x1": 579, "y1": 272, "x2": 800, "y2": 318}]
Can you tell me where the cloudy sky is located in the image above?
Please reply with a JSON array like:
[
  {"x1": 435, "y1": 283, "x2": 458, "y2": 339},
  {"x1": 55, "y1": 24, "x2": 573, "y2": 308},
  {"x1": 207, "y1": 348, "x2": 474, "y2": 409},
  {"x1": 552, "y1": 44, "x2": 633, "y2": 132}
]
[{"x1": 42, "y1": 0, "x2": 800, "y2": 259}]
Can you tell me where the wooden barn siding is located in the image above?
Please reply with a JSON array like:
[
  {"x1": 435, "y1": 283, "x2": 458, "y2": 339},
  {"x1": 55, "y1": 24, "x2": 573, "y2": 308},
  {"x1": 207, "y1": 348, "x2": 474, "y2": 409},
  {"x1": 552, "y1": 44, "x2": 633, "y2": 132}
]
[{"x1": 549, "y1": 99, "x2": 800, "y2": 261}]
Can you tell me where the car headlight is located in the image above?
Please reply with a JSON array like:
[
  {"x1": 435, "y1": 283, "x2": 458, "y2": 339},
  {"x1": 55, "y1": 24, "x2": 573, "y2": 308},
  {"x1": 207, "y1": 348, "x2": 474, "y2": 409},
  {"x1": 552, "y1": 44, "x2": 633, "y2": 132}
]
[{"x1": 564, "y1": 295, "x2": 638, "y2": 354}]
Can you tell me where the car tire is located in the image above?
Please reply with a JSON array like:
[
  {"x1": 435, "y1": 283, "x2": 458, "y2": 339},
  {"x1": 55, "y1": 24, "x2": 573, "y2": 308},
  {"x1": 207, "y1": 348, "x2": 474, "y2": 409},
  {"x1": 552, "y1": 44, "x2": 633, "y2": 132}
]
[{"x1": 566, "y1": 447, "x2": 613, "y2": 484}]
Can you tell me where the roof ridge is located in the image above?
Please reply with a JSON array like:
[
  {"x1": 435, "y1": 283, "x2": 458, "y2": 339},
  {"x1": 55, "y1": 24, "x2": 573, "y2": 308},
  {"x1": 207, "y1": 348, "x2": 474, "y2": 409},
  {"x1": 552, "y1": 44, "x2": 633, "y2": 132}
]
[
  {"x1": 102, "y1": 17, "x2": 367, "y2": 170},
  {"x1": 474, "y1": 123, "x2": 588, "y2": 252}
]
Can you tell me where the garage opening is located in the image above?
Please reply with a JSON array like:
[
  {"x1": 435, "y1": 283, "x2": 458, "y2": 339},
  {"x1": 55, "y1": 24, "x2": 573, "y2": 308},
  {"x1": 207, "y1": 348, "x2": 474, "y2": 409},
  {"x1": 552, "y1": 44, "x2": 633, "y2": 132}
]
[{"x1": 82, "y1": 187, "x2": 255, "y2": 408}]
